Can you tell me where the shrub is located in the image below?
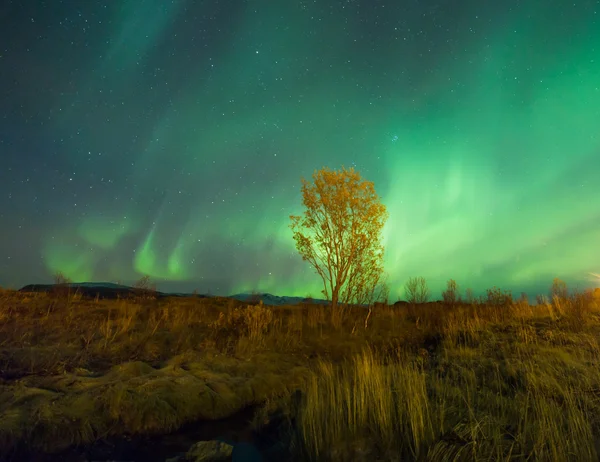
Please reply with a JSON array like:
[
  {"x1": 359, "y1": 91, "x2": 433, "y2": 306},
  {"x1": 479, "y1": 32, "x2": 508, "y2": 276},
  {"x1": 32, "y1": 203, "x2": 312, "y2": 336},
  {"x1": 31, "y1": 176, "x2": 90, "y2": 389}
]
[{"x1": 485, "y1": 286, "x2": 512, "y2": 306}]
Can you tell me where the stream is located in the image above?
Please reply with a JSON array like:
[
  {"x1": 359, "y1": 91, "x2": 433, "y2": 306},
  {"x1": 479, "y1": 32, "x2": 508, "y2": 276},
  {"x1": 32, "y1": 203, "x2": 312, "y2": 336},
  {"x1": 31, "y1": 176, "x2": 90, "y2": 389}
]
[{"x1": 20, "y1": 406, "x2": 267, "y2": 462}]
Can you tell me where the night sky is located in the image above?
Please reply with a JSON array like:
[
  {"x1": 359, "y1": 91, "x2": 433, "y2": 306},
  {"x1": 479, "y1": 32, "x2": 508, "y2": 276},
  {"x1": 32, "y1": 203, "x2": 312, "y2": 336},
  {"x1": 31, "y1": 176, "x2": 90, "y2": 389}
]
[{"x1": 1, "y1": 0, "x2": 599, "y2": 299}]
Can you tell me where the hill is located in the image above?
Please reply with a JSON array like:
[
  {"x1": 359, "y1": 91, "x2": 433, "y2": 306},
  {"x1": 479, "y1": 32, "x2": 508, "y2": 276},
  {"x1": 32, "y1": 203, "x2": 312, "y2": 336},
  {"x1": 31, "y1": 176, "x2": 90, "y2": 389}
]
[{"x1": 18, "y1": 282, "x2": 327, "y2": 305}]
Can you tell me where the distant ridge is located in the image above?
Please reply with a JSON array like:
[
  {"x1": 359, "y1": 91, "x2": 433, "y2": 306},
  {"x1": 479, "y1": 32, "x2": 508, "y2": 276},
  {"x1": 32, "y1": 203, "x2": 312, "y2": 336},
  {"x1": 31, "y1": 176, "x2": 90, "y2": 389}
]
[
  {"x1": 229, "y1": 292, "x2": 329, "y2": 306},
  {"x1": 18, "y1": 282, "x2": 327, "y2": 305},
  {"x1": 19, "y1": 282, "x2": 164, "y2": 299},
  {"x1": 18, "y1": 282, "x2": 209, "y2": 300}
]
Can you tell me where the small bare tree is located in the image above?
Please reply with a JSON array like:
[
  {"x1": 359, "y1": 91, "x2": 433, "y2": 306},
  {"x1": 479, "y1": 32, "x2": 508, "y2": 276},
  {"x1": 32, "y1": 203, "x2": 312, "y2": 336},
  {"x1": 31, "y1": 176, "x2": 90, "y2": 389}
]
[
  {"x1": 464, "y1": 288, "x2": 474, "y2": 305},
  {"x1": 550, "y1": 277, "x2": 568, "y2": 301},
  {"x1": 48, "y1": 271, "x2": 73, "y2": 315},
  {"x1": 442, "y1": 279, "x2": 460, "y2": 306},
  {"x1": 364, "y1": 276, "x2": 390, "y2": 330},
  {"x1": 290, "y1": 166, "x2": 388, "y2": 311},
  {"x1": 405, "y1": 277, "x2": 429, "y2": 304},
  {"x1": 134, "y1": 275, "x2": 157, "y2": 299},
  {"x1": 51, "y1": 271, "x2": 72, "y2": 299},
  {"x1": 375, "y1": 279, "x2": 390, "y2": 306},
  {"x1": 518, "y1": 292, "x2": 529, "y2": 304}
]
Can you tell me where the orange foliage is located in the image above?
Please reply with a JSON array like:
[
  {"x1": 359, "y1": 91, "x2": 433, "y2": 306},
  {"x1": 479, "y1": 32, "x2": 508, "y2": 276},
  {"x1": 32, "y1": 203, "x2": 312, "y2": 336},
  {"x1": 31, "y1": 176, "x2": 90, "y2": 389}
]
[{"x1": 289, "y1": 166, "x2": 388, "y2": 309}]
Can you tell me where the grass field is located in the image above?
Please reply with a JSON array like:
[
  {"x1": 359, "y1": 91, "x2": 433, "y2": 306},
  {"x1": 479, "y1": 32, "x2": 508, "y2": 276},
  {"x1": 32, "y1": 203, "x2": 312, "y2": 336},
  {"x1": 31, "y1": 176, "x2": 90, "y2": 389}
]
[{"x1": 1, "y1": 284, "x2": 600, "y2": 461}]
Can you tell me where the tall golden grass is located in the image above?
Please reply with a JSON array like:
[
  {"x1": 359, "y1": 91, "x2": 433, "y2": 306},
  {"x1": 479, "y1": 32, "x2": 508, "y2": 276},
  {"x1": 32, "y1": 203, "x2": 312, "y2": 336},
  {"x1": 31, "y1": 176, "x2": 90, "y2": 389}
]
[
  {"x1": 293, "y1": 293, "x2": 600, "y2": 461},
  {"x1": 297, "y1": 349, "x2": 433, "y2": 461}
]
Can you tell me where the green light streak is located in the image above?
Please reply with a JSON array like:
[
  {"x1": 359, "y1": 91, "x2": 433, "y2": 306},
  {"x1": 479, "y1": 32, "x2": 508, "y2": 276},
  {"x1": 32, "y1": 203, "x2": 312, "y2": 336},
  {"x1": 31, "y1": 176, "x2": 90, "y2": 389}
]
[
  {"x1": 44, "y1": 241, "x2": 95, "y2": 283},
  {"x1": 78, "y1": 215, "x2": 134, "y2": 250},
  {"x1": 39, "y1": 1, "x2": 599, "y2": 298}
]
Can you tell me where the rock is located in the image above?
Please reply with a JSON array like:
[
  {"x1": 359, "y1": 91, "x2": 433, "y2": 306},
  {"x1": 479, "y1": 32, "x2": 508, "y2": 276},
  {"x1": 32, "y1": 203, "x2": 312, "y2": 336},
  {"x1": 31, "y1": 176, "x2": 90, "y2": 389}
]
[{"x1": 182, "y1": 440, "x2": 233, "y2": 462}]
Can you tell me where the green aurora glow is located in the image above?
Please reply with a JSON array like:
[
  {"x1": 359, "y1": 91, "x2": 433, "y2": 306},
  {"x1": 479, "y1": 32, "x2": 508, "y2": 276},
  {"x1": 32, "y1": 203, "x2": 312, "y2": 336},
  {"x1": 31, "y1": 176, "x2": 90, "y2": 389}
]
[{"x1": 1, "y1": 0, "x2": 598, "y2": 298}]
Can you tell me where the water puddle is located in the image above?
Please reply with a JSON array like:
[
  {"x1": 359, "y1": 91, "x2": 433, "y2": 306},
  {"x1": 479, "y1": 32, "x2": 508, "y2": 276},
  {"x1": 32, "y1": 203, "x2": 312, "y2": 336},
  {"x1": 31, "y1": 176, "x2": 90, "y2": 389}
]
[{"x1": 22, "y1": 406, "x2": 259, "y2": 462}]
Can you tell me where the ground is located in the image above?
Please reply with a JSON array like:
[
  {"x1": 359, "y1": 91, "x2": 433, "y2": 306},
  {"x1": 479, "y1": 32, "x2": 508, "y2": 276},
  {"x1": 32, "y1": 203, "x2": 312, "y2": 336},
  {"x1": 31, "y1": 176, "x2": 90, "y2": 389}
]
[{"x1": 1, "y1": 286, "x2": 600, "y2": 461}]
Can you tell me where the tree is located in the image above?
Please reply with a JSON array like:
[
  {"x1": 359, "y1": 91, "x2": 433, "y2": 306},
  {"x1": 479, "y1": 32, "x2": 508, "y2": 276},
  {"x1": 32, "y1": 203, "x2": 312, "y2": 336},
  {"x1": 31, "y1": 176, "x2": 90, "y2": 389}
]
[
  {"x1": 464, "y1": 288, "x2": 475, "y2": 304},
  {"x1": 442, "y1": 279, "x2": 460, "y2": 306},
  {"x1": 51, "y1": 271, "x2": 72, "y2": 299},
  {"x1": 290, "y1": 166, "x2": 388, "y2": 310},
  {"x1": 134, "y1": 275, "x2": 157, "y2": 299},
  {"x1": 550, "y1": 277, "x2": 568, "y2": 301},
  {"x1": 404, "y1": 276, "x2": 430, "y2": 304}
]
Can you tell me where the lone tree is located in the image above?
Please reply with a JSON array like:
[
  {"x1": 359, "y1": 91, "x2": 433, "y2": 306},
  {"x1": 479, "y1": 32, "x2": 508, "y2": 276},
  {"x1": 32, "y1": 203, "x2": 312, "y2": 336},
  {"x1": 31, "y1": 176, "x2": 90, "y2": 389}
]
[
  {"x1": 404, "y1": 276, "x2": 430, "y2": 305},
  {"x1": 290, "y1": 166, "x2": 388, "y2": 310}
]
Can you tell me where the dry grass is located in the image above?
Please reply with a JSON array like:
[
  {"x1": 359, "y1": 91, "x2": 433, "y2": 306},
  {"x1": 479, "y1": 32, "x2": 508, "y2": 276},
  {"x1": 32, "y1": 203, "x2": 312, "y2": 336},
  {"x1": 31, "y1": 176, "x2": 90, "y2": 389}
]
[
  {"x1": 297, "y1": 349, "x2": 434, "y2": 461},
  {"x1": 1, "y1": 286, "x2": 600, "y2": 460},
  {"x1": 293, "y1": 293, "x2": 600, "y2": 461}
]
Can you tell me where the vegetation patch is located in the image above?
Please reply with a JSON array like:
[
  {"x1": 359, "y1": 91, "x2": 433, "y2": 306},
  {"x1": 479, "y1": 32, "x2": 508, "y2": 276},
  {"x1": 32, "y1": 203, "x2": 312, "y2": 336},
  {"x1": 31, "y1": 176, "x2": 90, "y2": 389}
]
[{"x1": 1, "y1": 283, "x2": 600, "y2": 460}]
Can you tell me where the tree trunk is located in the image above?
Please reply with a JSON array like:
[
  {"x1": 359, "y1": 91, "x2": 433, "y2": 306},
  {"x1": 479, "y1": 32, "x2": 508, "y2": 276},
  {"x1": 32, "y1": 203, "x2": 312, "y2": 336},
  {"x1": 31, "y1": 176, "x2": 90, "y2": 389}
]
[{"x1": 331, "y1": 287, "x2": 339, "y2": 310}]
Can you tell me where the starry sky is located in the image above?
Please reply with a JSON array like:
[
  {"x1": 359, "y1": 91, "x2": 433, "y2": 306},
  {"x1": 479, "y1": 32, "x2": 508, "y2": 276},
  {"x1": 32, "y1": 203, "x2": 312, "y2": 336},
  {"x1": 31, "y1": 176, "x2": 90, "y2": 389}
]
[{"x1": 1, "y1": 0, "x2": 599, "y2": 299}]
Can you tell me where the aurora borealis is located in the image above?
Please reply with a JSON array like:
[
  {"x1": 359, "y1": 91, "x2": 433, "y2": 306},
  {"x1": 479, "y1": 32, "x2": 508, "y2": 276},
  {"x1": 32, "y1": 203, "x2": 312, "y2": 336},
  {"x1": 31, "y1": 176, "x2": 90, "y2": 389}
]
[{"x1": 1, "y1": 0, "x2": 599, "y2": 299}]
